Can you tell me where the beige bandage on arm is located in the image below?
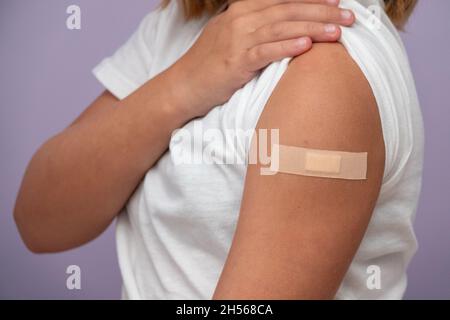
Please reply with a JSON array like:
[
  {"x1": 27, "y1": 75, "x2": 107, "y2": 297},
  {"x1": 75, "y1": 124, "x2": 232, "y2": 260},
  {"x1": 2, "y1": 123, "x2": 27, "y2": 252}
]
[{"x1": 269, "y1": 144, "x2": 368, "y2": 180}]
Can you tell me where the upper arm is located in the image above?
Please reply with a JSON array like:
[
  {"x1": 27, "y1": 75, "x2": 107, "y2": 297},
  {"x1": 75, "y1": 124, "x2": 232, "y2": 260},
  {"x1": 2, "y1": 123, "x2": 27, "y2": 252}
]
[{"x1": 213, "y1": 43, "x2": 386, "y2": 299}]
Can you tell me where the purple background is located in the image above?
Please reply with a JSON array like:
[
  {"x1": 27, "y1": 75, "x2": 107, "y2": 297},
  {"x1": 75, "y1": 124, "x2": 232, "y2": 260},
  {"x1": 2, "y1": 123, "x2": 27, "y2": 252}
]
[{"x1": 0, "y1": 0, "x2": 449, "y2": 299}]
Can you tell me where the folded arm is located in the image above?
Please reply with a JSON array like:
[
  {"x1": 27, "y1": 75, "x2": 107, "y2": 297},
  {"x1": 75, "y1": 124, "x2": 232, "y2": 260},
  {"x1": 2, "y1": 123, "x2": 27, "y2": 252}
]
[{"x1": 13, "y1": 70, "x2": 192, "y2": 253}]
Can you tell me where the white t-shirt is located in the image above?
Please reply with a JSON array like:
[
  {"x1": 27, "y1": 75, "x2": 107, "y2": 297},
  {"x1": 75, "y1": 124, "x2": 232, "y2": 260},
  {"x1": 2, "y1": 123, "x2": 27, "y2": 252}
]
[{"x1": 93, "y1": 0, "x2": 424, "y2": 299}]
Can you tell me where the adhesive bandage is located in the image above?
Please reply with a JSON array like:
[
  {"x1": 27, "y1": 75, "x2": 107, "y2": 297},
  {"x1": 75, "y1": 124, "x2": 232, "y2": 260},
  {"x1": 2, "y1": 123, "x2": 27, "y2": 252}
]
[{"x1": 267, "y1": 144, "x2": 368, "y2": 180}]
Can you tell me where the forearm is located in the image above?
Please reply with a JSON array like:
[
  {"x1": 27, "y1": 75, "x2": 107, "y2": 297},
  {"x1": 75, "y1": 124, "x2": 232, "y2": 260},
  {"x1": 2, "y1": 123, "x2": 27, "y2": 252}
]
[
  {"x1": 14, "y1": 0, "x2": 356, "y2": 254},
  {"x1": 14, "y1": 67, "x2": 196, "y2": 253}
]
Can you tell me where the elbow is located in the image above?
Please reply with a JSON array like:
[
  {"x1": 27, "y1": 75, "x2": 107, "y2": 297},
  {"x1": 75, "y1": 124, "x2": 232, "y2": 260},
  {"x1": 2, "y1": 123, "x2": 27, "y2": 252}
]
[
  {"x1": 13, "y1": 198, "x2": 60, "y2": 254},
  {"x1": 14, "y1": 196, "x2": 96, "y2": 254},
  {"x1": 13, "y1": 143, "x2": 64, "y2": 254},
  {"x1": 14, "y1": 204, "x2": 49, "y2": 254},
  {"x1": 21, "y1": 238, "x2": 50, "y2": 255}
]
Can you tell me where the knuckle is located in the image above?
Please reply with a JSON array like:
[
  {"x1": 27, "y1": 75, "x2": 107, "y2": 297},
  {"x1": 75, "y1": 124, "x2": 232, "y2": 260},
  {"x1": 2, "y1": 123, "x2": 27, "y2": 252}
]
[
  {"x1": 223, "y1": 51, "x2": 243, "y2": 70},
  {"x1": 249, "y1": 46, "x2": 264, "y2": 62},
  {"x1": 223, "y1": 55, "x2": 236, "y2": 69},
  {"x1": 325, "y1": 6, "x2": 338, "y2": 20},
  {"x1": 305, "y1": 22, "x2": 319, "y2": 34},
  {"x1": 270, "y1": 23, "x2": 284, "y2": 38},
  {"x1": 279, "y1": 41, "x2": 290, "y2": 54},
  {"x1": 277, "y1": 5, "x2": 291, "y2": 20},
  {"x1": 317, "y1": 6, "x2": 329, "y2": 20}
]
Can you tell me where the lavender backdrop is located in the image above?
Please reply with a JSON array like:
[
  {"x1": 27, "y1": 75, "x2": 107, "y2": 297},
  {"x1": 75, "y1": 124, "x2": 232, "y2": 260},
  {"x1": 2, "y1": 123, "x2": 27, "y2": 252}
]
[{"x1": 0, "y1": 0, "x2": 449, "y2": 299}]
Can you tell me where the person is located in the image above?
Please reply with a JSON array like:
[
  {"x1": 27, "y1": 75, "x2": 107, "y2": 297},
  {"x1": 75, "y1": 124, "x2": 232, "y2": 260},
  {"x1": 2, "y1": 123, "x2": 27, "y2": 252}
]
[{"x1": 14, "y1": 0, "x2": 424, "y2": 299}]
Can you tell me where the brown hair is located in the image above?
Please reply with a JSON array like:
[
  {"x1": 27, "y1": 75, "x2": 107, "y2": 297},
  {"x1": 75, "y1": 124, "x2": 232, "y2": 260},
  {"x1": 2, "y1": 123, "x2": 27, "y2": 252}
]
[
  {"x1": 384, "y1": 0, "x2": 417, "y2": 28},
  {"x1": 161, "y1": 0, "x2": 418, "y2": 28}
]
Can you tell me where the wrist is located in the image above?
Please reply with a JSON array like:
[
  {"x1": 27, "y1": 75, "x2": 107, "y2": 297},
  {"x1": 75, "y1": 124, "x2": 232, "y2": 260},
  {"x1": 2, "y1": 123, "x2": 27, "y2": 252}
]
[{"x1": 160, "y1": 61, "x2": 207, "y2": 119}]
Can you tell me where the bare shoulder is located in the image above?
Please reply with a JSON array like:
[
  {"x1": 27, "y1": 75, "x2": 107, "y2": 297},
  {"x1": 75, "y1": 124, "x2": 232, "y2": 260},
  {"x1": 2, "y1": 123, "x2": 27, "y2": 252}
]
[{"x1": 259, "y1": 42, "x2": 385, "y2": 155}]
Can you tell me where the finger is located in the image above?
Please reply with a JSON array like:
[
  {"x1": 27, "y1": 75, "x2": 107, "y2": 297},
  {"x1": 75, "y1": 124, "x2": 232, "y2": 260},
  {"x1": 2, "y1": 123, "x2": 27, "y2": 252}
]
[
  {"x1": 244, "y1": 3, "x2": 354, "y2": 31},
  {"x1": 248, "y1": 21, "x2": 341, "y2": 48},
  {"x1": 246, "y1": 37, "x2": 313, "y2": 71}
]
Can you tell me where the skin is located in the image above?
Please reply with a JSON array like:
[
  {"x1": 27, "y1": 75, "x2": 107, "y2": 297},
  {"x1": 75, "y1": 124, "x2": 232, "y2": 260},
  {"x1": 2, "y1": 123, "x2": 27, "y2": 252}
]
[
  {"x1": 14, "y1": 0, "x2": 354, "y2": 253},
  {"x1": 212, "y1": 43, "x2": 385, "y2": 299},
  {"x1": 12, "y1": 0, "x2": 382, "y2": 299}
]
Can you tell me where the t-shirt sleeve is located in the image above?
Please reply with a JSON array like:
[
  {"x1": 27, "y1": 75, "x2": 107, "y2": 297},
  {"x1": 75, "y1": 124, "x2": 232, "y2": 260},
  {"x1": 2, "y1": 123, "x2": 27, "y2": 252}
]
[
  {"x1": 92, "y1": 8, "x2": 160, "y2": 100},
  {"x1": 338, "y1": 0, "x2": 416, "y2": 188}
]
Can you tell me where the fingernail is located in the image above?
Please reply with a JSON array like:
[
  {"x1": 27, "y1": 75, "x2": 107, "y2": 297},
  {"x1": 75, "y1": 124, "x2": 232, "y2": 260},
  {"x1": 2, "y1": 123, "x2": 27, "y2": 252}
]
[
  {"x1": 341, "y1": 9, "x2": 353, "y2": 20},
  {"x1": 296, "y1": 37, "x2": 309, "y2": 48},
  {"x1": 327, "y1": 0, "x2": 340, "y2": 5},
  {"x1": 324, "y1": 24, "x2": 337, "y2": 33}
]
